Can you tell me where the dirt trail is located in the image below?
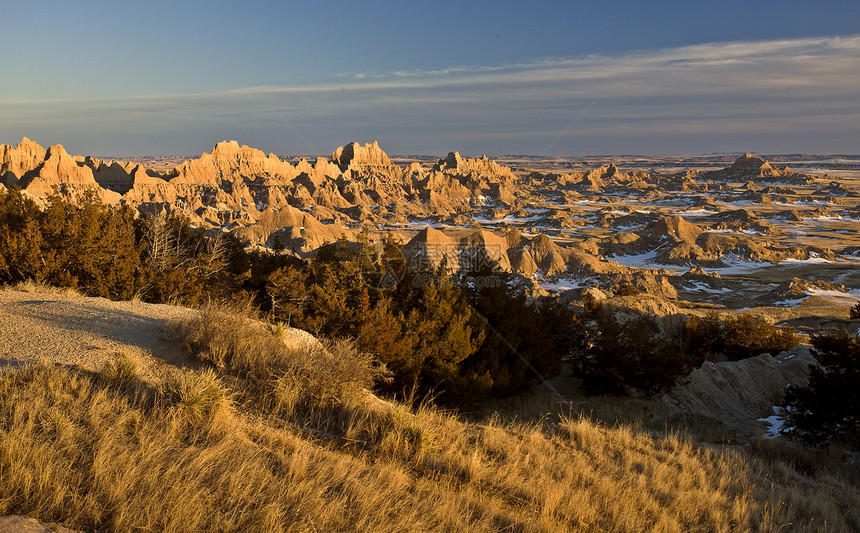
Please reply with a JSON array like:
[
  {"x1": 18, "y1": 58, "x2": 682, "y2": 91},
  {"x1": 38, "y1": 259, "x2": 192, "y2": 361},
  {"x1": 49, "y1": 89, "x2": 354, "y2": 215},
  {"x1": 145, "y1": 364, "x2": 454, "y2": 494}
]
[{"x1": 0, "y1": 288, "x2": 197, "y2": 376}]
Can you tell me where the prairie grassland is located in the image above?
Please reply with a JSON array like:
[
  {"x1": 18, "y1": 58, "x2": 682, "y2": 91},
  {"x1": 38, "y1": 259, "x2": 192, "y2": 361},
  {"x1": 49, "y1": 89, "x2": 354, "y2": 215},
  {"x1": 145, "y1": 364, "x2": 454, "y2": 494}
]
[{"x1": 0, "y1": 305, "x2": 857, "y2": 532}]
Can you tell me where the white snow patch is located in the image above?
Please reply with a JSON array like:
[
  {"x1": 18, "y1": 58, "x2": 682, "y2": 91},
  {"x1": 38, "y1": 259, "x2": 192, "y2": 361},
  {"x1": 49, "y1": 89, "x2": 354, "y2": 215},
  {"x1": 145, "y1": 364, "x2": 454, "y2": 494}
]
[
  {"x1": 473, "y1": 214, "x2": 540, "y2": 224},
  {"x1": 779, "y1": 253, "x2": 831, "y2": 265},
  {"x1": 707, "y1": 256, "x2": 774, "y2": 275},
  {"x1": 676, "y1": 209, "x2": 718, "y2": 217},
  {"x1": 683, "y1": 281, "x2": 733, "y2": 294},
  {"x1": 540, "y1": 276, "x2": 593, "y2": 292},
  {"x1": 758, "y1": 406, "x2": 787, "y2": 439},
  {"x1": 773, "y1": 297, "x2": 807, "y2": 307},
  {"x1": 806, "y1": 287, "x2": 860, "y2": 303},
  {"x1": 607, "y1": 249, "x2": 660, "y2": 267}
]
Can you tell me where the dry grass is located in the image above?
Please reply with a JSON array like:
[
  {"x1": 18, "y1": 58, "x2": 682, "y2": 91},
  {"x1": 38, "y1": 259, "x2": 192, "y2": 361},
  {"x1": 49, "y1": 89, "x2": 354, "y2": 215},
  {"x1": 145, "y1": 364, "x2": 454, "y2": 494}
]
[
  {"x1": 2, "y1": 279, "x2": 81, "y2": 296},
  {"x1": 174, "y1": 301, "x2": 386, "y2": 407},
  {"x1": 468, "y1": 380, "x2": 739, "y2": 444},
  {"x1": 0, "y1": 304, "x2": 857, "y2": 532},
  {"x1": 99, "y1": 350, "x2": 139, "y2": 383}
]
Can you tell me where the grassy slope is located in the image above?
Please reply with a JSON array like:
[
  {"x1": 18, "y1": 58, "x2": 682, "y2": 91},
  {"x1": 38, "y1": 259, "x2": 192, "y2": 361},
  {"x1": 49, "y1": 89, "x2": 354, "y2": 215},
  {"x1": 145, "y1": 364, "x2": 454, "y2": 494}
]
[{"x1": 0, "y1": 304, "x2": 857, "y2": 532}]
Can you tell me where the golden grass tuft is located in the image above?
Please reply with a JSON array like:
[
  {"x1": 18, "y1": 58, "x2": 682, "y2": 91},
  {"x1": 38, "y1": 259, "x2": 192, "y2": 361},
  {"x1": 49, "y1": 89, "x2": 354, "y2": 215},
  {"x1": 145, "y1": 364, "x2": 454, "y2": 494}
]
[
  {"x1": 99, "y1": 350, "x2": 139, "y2": 383},
  {"x1": 0, "y1": 304, "x2": 857, "y2": 532},
  {"x1": 3, "y1": 279, "x2": 81, "y2": 296},
  {"x1": 176, "y1": 301, "x2": 387, "y2": 408},
  {"x1": 161, "y1": 368, "x2": 231, "y2": 420}
]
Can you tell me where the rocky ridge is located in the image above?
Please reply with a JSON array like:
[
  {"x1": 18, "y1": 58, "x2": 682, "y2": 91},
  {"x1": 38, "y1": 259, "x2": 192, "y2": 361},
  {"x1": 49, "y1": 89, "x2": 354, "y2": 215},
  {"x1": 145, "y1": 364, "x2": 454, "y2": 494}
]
[
  {"x1": 0, "y1": 138, "x2": 521, "y2": 252},
  {"x1": 1, "y1": 139, "x2": 852, "y2": 300}
]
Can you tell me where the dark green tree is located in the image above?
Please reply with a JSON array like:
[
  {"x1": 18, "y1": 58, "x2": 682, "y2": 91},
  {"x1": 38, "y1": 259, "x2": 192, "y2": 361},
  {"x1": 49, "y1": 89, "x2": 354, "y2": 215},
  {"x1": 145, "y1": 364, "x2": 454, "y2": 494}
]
[
  {"x1": 581, "y1": 312, "x2": 689, "y2": 396},
  {"x1": 784, "y1": 330, "x2": 860, "y2": 447}
]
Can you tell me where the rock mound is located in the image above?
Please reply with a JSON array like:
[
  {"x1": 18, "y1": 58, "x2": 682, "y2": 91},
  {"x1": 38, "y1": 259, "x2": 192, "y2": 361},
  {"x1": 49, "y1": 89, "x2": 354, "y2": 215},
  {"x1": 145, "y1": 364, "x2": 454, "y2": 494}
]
[
  {"x1": 402, "y1": 227, "x2": 462, "y2": 271},
  {"x1": 232, "y1": 206, "x2": 351, "y2": 252},
  {"x1": 434, "y1": 151, "x2": 514, "y2": 181},
  {"x1": 704, "y1": 153, "x2": 797, "y2": 181},
  {"x1": 0, "y1": 515, "x2": 79, "y2": 533},
  {"x1": 171, "y1": 140, "x2": 300, "y2": 186},
  {"x1": 663, "y1": 347, "x2": 816, "y2": 439},
  {"x1": 332, "y1": 141, "x2": 395, "y2": 171},
  {"x1": 1, "y1": 137, "x2": 49, "y2": 186},
  {"x1": 637, "y1": 215, "x2": 702, "y2": 244},
  {"x1": 2, "y1": 138, "x2": 121, "y2": 203}
]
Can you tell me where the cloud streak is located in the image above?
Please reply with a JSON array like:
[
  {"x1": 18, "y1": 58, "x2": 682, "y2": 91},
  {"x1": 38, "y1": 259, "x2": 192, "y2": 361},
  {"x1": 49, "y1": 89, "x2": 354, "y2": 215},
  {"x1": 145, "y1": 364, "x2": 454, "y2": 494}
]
[{"x1": 3, "y1": 35, "x2": 859, "y2": 155}]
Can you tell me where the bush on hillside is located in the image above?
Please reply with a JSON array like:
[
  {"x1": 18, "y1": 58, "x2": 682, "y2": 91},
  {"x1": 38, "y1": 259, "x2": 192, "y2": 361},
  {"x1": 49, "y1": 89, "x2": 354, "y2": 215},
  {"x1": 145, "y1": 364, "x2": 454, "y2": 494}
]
[
  {"x1": 0, "y1": 188, "x2": 246, "y2": 305},
  {"x1": 179, "y1": 302, "x2": 386, "y2": 408},
  {"x1": 461, "y1": 269, "x2": 578, "y2": 396},
  {"x1": 783, "y1": 330, "x2": 860, "y2": 447},
  {"x1": 0, "y1": 188, "x2": 141, "y2": 299},
  {"x1": 134, "y1": 211, "x2": 244, "y2": 305},
  {"x1": 721, "y1": 313, "x2": 800, "y2": 360},
  {"x1": 263, "y1": 244, "x2": 574, "y2": 402},
  {"x1": 580, "y1": 312, "x2": 692, "y2": 396},
  {"x1": 683, "y1": 311, "x2": 801, "y2": 362}
]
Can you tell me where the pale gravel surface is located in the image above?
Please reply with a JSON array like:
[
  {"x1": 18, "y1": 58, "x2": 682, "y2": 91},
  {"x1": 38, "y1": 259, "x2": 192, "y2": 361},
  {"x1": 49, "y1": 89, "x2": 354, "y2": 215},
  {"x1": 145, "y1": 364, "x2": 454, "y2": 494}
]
[{"x1": 0, "y1": 288, "x2": 198, "y2": 376}]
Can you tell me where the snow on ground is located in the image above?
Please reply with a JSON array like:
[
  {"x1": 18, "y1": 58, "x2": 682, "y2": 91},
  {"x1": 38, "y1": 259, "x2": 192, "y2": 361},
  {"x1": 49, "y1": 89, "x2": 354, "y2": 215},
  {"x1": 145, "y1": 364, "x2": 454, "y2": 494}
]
[
  {"x1": 807, "y1": 215, "x2": 844, "y2": 221},
  {"x1": 773, "y1": 297, "x2": 807, "y2": 307},
  {"x1": 539, "y1": 276, "x2": 594, "y2": 292},
  {"x1": 806, "y1": 287, "x2": 860, "y2": 304},
  {"x1": 758, "y1": 406, "x2": 787, "y2": 439},
  {"x1": 473, "y1": 214, "x2": 540, "y2": 224},
  {"x1": 674, "y1": 209, "x2": 718, "y2": 217},
  {"x1": 606, "y1": 250, "x2": 660, "y2": 267},
  {"x1": 702, "y1": 229, "x2": 762, "y2": 235},
  {"x1": 706, "y1": 256, "x2": 775, "y2": 275},
  {"x1": 779, "y1": 254, "x2": 831, "y2": 265},
  {"x1": 682, "y1": 281, "x2": 733, "y2": 294}
]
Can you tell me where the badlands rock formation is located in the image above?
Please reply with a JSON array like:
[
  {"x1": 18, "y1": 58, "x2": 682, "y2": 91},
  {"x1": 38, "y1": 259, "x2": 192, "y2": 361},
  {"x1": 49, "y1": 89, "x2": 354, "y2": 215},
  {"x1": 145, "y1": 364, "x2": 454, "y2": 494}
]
[
  {"x1": 3, "y1": 138, "x2": 857, "y2": 306},
  {"x1": 1, "y1": 138, "x2": 120, "y2": 203},
  {"x1": 0, "y1": 138, "x2": 532, "y2": 253},
  {"x1": 662, "y1": 347, "x2": 817, "y2": 439},
  {"x1": 702, "y1": 152, "x2": 808, "y2": 184}
]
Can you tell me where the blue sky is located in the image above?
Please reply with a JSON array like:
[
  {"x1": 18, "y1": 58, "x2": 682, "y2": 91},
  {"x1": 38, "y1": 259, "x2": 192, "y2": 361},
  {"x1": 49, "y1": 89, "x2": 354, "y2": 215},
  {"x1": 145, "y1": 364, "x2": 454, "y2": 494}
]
[{"x1": 2, "y1": 1, "x2": 859, "y2": 156}]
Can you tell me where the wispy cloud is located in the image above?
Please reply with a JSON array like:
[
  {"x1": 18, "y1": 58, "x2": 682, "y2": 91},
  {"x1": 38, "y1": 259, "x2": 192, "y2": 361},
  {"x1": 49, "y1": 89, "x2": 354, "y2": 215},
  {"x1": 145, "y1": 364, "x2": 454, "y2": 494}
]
[{"x1": 3, "y1": 35, "x2": 859, "y2": 155}]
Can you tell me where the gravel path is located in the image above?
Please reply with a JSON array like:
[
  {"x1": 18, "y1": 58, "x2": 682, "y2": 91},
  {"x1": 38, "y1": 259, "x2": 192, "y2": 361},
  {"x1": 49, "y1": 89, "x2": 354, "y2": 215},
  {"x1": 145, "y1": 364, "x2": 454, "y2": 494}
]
[{"x1": 0, "y1": 288, "x2": 198, "y2": 376}]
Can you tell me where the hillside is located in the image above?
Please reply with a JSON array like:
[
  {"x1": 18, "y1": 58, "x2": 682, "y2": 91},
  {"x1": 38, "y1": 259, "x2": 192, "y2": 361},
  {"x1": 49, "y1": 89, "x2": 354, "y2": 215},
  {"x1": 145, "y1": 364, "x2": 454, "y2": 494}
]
[{"x1": 0, "y1": 284, "x2": 857, "y2": 532}]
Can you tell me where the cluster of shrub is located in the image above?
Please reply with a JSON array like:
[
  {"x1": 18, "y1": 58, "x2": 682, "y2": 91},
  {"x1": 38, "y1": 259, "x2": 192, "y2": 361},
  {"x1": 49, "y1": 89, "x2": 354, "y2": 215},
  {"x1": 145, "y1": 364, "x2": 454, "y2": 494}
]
[
  {"x1": 783, "y1": 329, "x2": 860, "y2": 447},
  {"x1": 572, "y1": 304, "x2": 801, "y2": 396},
  {"x1": 0, "y1": 188, "x2": 244, "y2": 304},
  {"x1": 258, "y1": 242, "x2": 576, "y2": 402},
  {"x1": 1, "y1": 187, "x2": 833, "y2": 408}
]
